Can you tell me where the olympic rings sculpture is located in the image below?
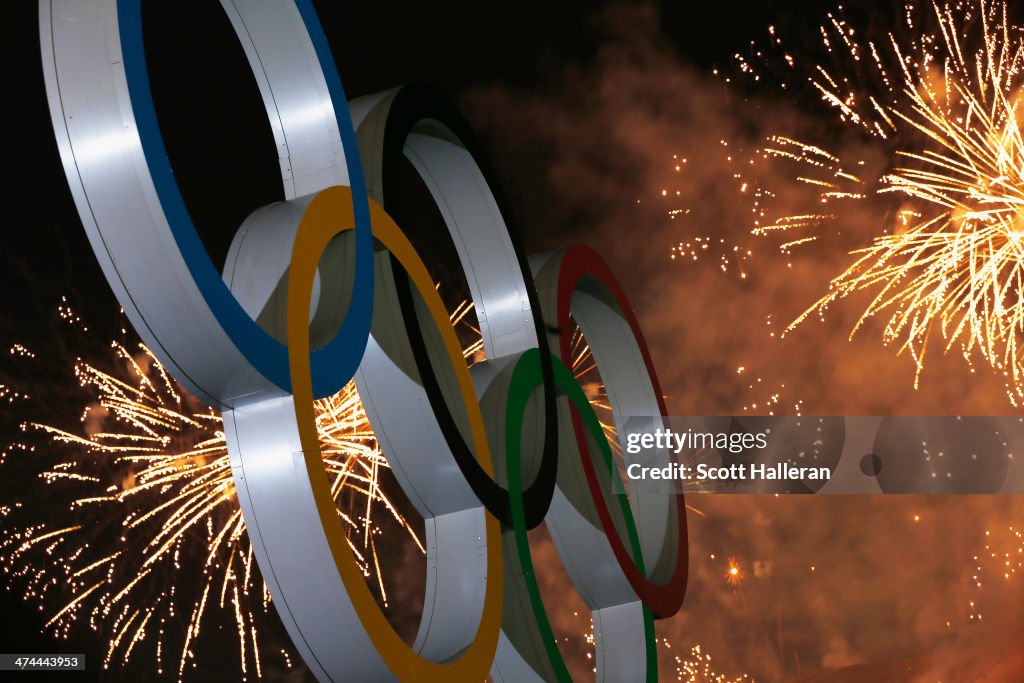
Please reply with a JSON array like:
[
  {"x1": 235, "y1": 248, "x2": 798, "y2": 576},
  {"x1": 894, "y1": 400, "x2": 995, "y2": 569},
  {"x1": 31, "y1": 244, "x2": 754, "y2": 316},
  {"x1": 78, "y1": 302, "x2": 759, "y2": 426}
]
[{"x1": 40, "y1": 1, "x2": 688, "y2": 680}]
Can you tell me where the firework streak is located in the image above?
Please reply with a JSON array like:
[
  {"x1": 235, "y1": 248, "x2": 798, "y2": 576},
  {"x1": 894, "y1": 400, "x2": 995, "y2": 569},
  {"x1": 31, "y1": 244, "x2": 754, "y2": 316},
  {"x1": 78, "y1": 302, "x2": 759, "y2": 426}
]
[
  {"x1": 2, "y1": 338, "x2": 417, "y2": 678},
  {"x1": 747, "y1": 1, "x2": 1024, "y2": 405}
]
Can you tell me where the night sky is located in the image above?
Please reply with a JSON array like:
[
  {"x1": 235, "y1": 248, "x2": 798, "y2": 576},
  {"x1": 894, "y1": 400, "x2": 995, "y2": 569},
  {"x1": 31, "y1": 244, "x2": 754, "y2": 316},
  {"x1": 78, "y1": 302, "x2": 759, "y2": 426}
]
[{"x1": 2, "y1": 1, "x2": 1023, "y2": 681}]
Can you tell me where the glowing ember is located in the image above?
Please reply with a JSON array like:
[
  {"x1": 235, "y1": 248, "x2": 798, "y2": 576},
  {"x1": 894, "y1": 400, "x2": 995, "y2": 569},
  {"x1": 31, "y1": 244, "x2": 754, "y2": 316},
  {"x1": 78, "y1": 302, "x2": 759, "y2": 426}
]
[{"x1": 726, "y1": 557, "x2": 744, "y2": 586}]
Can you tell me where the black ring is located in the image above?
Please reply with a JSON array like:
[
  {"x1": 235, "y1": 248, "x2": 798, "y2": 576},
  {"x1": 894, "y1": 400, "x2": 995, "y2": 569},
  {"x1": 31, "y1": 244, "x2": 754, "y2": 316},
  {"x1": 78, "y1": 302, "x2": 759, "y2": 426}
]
[{"x1": 379, "y1": 84, "x2": 558, "y2": 529}]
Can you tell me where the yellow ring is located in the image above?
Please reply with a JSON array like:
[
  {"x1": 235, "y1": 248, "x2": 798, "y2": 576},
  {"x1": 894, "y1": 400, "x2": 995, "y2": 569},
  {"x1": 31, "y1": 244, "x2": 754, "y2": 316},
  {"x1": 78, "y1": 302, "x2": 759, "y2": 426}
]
[{"x1": 286, "y1": 186, "x2": 503, "y2": 681}]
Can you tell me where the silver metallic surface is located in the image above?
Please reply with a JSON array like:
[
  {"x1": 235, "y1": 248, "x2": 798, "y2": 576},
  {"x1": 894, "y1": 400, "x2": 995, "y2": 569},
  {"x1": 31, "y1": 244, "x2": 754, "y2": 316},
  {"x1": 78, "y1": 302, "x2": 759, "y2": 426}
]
[
  {"x1": 347, "y1": 88, "x2": 546, "y2": 519},
  {"x1": 488, "y1": 391, "x2": 652, "y2": 683},
  {"x1": 532, "y1": 250, "x2": 682, "y2": 586},
  {"x1": 222, "y1": 199, "x2": 492, "y2": 681},
  {"x1": 571, "y1": 287, "x2": 680, "y2": 582},
  {"x1": 487, "y1": 250, "x2": 679, "y2": 681},
  {"x1": 41, "y1": 2, "x2": 678, "y2": 679},
  {"x1": 40, "y1": 0, "x2": 352, "y2": 409}
]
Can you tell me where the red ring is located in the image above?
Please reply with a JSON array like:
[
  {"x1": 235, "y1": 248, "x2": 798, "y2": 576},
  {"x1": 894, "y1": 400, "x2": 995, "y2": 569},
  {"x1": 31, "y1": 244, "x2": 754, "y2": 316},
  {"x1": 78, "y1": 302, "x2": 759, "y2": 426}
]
[{"x1": 555, "y1": 244, "x2": 689, "y2": 618}]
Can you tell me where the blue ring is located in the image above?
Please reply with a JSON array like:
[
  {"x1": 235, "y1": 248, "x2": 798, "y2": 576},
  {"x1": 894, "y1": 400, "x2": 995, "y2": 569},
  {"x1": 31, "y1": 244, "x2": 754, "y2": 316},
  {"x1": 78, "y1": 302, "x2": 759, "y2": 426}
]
[{"x1": 116, "y1": 0, "x2": 374, "y2": 399}]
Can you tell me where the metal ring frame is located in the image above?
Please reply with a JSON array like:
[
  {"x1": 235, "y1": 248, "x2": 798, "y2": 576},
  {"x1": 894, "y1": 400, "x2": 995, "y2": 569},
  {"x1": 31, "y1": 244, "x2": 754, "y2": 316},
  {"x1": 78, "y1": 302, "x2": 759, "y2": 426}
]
[
  {"x1": 40, "y1": 1, "x2": 689, "y2": 680},
  {"x1": 349, "y1": 85, "x2": 559, "y2": 529},
  {"x1": 531, "y1": 245, "x2": 689, "y2": 619}
]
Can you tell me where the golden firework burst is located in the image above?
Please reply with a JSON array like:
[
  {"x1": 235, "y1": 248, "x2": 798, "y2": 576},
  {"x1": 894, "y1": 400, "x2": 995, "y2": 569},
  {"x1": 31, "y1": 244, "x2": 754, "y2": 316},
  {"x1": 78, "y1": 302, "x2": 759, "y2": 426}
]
[
  {"x1": 754, "y1": 0, "x2": 1024, "y2": 404},
  {"x1": 0, "y1": 299, "x2": 621, "y2": 679},
  {"x1": 2, "y1": 337, "x2": 420, "y2": 680}
]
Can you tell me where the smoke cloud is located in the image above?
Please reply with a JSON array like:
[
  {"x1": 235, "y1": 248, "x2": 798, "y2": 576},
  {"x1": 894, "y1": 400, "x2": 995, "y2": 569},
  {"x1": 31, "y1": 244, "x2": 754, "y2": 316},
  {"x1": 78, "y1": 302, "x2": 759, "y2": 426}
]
[{"x1": 460, "y1": 4, "x2": 1024, "y2": 680}]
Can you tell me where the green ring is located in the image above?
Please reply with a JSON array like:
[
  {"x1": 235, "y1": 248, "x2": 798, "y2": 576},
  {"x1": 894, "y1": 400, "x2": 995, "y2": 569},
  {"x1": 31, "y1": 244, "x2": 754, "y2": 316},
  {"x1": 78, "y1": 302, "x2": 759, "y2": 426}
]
[{"x1": 504, "y1": 348, "x2": 657, "y2": 681}]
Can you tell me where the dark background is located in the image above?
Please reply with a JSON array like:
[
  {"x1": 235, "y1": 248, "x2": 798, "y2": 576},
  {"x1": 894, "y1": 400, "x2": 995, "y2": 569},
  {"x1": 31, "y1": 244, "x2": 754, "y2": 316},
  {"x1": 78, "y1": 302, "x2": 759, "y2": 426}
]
[{"x1": 2, "y1": 0, "x2": 847, "y2": 336}]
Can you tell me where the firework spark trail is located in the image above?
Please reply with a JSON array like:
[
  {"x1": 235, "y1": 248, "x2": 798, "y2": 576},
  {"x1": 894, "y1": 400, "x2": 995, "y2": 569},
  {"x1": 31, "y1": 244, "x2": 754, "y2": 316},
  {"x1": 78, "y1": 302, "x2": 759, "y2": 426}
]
[
  {"x1": 567, "y1": 321, "x2": 618, "y2": 446},
  {"x1": 554, "y1": 572, "x2": 751, "y2": 681},
  {"x1": 964, "y1": 522, "x2": 1023, "y2": 623},
  {"x1": 662, "y1": 150, "x2": 757, "y2": 281},
  {"x1": 0, "y1": 291, "x2": 458, "y2": 680},
  {"x1": 0, "y1": 299, "x2": 631, "y2": 679},
  {"x1": 664, "y1": 642, "x2": 753, "y2": 683},
  {"x1": 655, "y1": 140, "x2": 811, "y2": 415},
  {"x1": 744, "y1": 0, "x2": 1024, "y2": 404},
  {"x1": 1, "y1": 336, "x2": 421, "y2": 680}
]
